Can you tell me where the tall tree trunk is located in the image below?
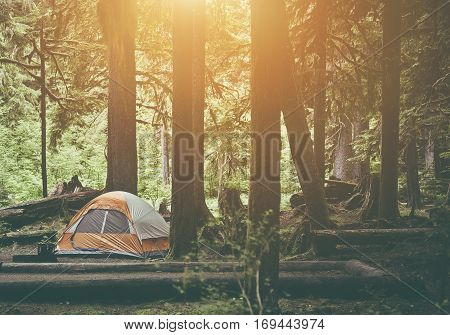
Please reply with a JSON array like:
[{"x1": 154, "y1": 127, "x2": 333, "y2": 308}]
[
  {"x1": 167, "y1": 0, "x2": 197, "y2": 259},
  {"x1": 98, "y1": 0, "x2": 138, "y2": 195},
  {"x1": 193, "y1": 0, "x2": 212, "y2": 226},
  {"x1": 280, "y1": 2, "x2": 331, "y2": 229},
  {"x1": 333, "y1": 115, "x2": 354, "y2": 181},
  {"x1": 313, "y1": 0, "x2": 327, "y2": 181},
  {"x1": 161, "y1": 122, "x2": 170, "y2": 185},
  {"x1": 39, "y1": 26, "x2": 48, "y2": 198},
  {"x1": 379, "y1": 0, "x2": 401, "y2": 219},
  {"x1": 245, "y1": 0, "x2": 283, "y2": 314},
  {"x1": 405, "y1": 128, "x2": 422, "y2": 215}
]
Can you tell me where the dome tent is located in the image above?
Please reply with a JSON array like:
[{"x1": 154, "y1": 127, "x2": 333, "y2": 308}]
[{"x1": 56, "y1": 191, "x2": 169, "y2": 258}]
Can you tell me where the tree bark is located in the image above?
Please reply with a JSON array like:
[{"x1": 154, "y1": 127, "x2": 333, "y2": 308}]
[
  {"x1": 405, "y1": 129, "x2": 422, "y2": 215},
  {"x1": 161, "y1": 122, "x2": 170, "y2": 185},
  {"x1": 193, "y1": 0, "x2": 213, "y2": 227},
  {"x1": 280, "y1": 1, "x2": 331, "y2": 229},
  {"x1": 425, "y1": 130, "x2": 434, "y2": 171},
  {"x1": 379, "y1": 0, "x2": 401, "y2": 219},
  {"x1": 39, "y1": 26, "x2": 48, "y2": 198},
  {"x1": 245, "y1": 0, "x2": 283, "y2": 314},
  {"x1": 353, "y1": 72, "x2": 372, "y2": 180},
  {"x1": 361, "y1": 173, "x2": 380, "y2": 221},
  {"x1": 313, "y1": 0, "x2": 327, "y2": 181},
  {"x1": 333, "y1": 116, "x2": 354, "y2": 181},
  {"x1": 353, "y1": 118, "x2": 369, "y2": 179},
  {"x1": 167, "y1": 0, "x2": 197, "y2": 260},
  {"x1": 98, "y1": 0, "x2": 138, "y2": 195}
]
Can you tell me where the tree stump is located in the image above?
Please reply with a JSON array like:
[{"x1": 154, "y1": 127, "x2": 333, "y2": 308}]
[
  {"x1": 49, "y1": 175, "x2": 90, "y2": 197},
  {"x1": 158, "y1": 199, "x2": 169, "y2": 215}
]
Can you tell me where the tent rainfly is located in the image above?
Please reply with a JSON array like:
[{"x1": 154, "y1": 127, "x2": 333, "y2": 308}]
[{"x1": 56, "y1": 191, "x2": 169, "y2": 258}]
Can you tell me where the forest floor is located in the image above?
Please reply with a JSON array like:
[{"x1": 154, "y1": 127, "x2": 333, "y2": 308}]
[
  {"x1": 0, "y1": 296, "x2": 439, "y2": 315},
  {"x1": 0, "y1": 204, "x2": 448, "y2": 315}
]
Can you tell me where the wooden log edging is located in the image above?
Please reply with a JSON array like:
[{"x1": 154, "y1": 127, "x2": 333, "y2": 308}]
[
  {"x1": 0, "y1": 270, "x2": 421, "y2": 302},
  {"x1": 0, "y1": 260, "x2": 357, "y2": 274},
  {"x1": 0, "y1": 260, "x2": 425, "y2": 301}
]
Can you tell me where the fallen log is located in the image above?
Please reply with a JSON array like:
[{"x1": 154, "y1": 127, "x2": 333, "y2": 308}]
[
  {"x1": 311, "y1": 228, "x2": 435, "y2": 249},
  {"x1": 0, "y1": 230, "x2": 57, "y2": 247},
  {"x1": 0, "y1": 260, "x2": 375, "y2": 274},
  {"x1": 0, "y1": 260, "x2": 423, "y2": 301},
  {"x1": 0, "y1": 190, "x2": 101, "y2": 229}
]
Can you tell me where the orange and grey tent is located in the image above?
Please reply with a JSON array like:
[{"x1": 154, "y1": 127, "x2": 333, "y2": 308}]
[{"x1": 56, "y1": 191, "x2": 169, "y2": 258}]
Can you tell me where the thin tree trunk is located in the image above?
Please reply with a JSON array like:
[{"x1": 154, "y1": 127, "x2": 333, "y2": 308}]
[
  {"x1": 425, "y1": 130, "x2": 434, "y2": 171},
  {"x1": 193, "y1": 0, "x2": 212, "y2": 226},
  {"x1": 405, "y1": 129, "x2": 422, "y2": 215},
  {"x1": 161, "y1": 122, "x2": 170, "y2": 185},
  {"x1": 245, "y1": 0, "x2": 283, "y2": 314},
  {"x1": 353, "y1": 118, "x2": 369, "y2": 179},
  {"x1": 39, "y1": 26, "x2": 48, "y2": 198},
  {"x1": 313, "y1": 0, "x2": 327, "y2": 181},
  {"x1": 98, "y1": 0, "x2": 138, "y2": 195},
  {"x1": 333, "y1": 115, "x2": 354, "y2": 181},
  {"x1": 280, "y1": 1, "x2": 331, "y2": 229},
  {"x1": 379, "y1": 0, "x2": 401, "y2": 219},
  {"x1": 353, "y1": 71, "x2": 374, "y2": 179},
  {"x1": 167, "y1": 0, "x2": 197, "y2": 259}
]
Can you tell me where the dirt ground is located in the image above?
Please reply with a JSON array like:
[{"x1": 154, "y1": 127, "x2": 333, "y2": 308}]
[{"x1": 0, "y1": 296, "x2": 442, "y2": 315}]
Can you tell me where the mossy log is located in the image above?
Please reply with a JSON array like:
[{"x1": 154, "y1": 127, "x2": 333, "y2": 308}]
[{"x1": 0, "y1": 190, "x2": 101, "y2": 229}]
